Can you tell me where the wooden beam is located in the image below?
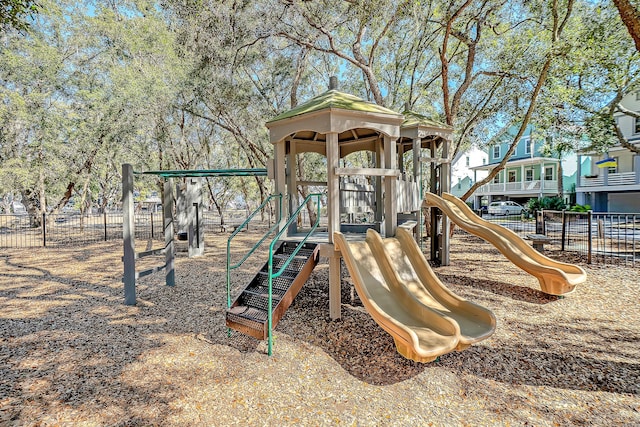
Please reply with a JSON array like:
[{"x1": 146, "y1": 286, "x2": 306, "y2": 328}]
[
  {"x1": 335, "y1": 167, "x2": 400, "y2": 177},
  {"x1": 421, "y1": 155, "x2": 451, "y2": 164}
]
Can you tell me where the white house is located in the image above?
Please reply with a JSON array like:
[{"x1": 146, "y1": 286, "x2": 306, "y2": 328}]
[
  {"x1": 576, "y1": 92, "x2": 640, "y2": 212},
  {"x1": 450, "y1": 146, "x2": 488, "y2": 199}
]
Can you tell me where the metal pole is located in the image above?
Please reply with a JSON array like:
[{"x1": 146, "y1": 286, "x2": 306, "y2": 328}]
[
  {"x1": 587, "y1": 210, "x2": 592, "y2": 264},
  {"x1": 193, "y1": 202, "x2": 200, "y2": 248},
  {"x1": 42, "y1": 212, "x2": 46, "y2": 247},
  {"x1": 561, "y1": 209, "x2": 566, "y2": 251},
  {"x1": 104, "y1": 210, "x2": 108, "y2": 241}
]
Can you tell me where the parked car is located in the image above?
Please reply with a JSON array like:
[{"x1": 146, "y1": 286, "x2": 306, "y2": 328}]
[{"x1": 488, "y1": 201, "x2": 525, "y2": 216}]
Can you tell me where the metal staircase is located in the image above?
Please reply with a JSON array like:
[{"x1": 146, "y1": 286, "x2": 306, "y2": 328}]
[
  {"x1": 226, "y1": 241, "x2": 319, "y2": 340},
  {"x1": 226, "y1": 193, "x2": 322, "y2": 355}
]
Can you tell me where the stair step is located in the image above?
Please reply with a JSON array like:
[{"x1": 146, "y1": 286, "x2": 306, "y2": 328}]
[
  {"x1": 253, "y1": 274, "x2": 295, "y2": 291},
  {"x1": 273, "y1": 254, "x2": 307, "y2": 261},
  {"x1": 257, "y1": 270, "x2": 298, "y2": 280}
]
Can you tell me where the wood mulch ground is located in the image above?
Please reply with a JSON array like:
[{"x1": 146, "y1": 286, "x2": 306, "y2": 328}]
[{"x1": 0, "y1": 229, "x2": 638, "y2": 426}]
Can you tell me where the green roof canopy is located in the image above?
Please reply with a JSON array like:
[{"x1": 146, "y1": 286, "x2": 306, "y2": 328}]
[
  {"x1": 267, "y1": 89, "x2": 400, "y2": 123},
  {"x1": 136, "y1": 169, "x2": 267, "y2": 178},
  {"x1": 401, "y1": 110, "x2": 452, "y2": 130}
]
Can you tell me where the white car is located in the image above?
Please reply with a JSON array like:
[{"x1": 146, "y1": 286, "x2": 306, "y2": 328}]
[{"x1": 488, "y1": 201, "x2": 525, "y2": 216}]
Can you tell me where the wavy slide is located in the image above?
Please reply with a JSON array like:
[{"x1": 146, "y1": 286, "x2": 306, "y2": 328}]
[
  {"x1": 425, "y1": 192, "x2": 586, "y2": 295},
  {"x1": 334, "y1": 227, "x2": 495, "y2": 363}
]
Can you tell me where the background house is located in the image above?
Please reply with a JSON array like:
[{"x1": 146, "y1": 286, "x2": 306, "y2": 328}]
[
  {"x1": 469, "y1": 126, "x2": 561, "y2": 209},
  {"x1": 576, "y1": 92, "x2": 640, "y2": 212},
  {"x1": 450, "y1": 146, "x2": 488, "y2": 200}
]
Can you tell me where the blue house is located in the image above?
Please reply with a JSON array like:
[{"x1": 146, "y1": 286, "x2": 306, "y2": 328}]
[{"x1": 469, "y1": 126, "x2": 561, "y2": 208}]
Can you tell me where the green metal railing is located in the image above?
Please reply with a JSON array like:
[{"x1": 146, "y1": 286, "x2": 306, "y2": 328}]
[
  {"x1": 226, "y1": 194, "x2": 282, "y2": 317},
  {"x1": 266, "y1": 193, "x2": 322, "y2": 355}
]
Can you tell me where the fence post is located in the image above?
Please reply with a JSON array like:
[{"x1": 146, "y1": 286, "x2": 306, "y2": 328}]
[
  {"x1": 587, "y1": 210, "x2": 592, "y2": 264},
  {"x1": 103, "y1": 210, "x2": 108, "y2": 241},
  {"x1": 561, "y1": 209, "x2": 567, "y2": 251},
  {"x1": 42, "y1": 212, "x2": 46, "y2": 247},
  {"x1": 536, "y1": 209, "x2": 544, "y2": 234},
  {"x1": 150, "y1": 209, "x2": 154, "y2": 240}
]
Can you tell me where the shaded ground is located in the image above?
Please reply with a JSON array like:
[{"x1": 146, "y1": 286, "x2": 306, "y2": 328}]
[{"x1": 0, "y1": 231, "x2": 638, "y2": 426}]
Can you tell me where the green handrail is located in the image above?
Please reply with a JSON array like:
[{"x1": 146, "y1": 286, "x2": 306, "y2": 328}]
[
  {"x1": 266, "y1": 193, "x2": 322, "y2": 356},
  {"x1": 226, "y1": 194, "x2": 282, "y2": 315}
]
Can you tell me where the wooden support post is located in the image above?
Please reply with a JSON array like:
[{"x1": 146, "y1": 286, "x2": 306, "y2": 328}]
[
  {"x1": 123, "y1": 163, "x2": 136, "y2": 305},
  {"x1": 440, "y1": 137, "x2": 451, "y2": 266},
  {"x1": 287, "y1": 139, "x2": 298, "y2": 235},
  {"x1": 187, "y1": 178, "x2": 204, "y2": 257},
  {"x1": 164, "y1": 179, "x2": 175, "y2": 287},
  {"x1": 374, "y1": 139, "x2": 383, "y2": 226},
  {"x1": 327, "y1": 132, "x2": 340, "y2": 242},
  {"x1": 430, "y1": 141, "x2": 439, "y2": 262},
  {"x1": 384, "y1": 135, "x2": 397, "y2": 237},
  {"x1": 275, "y1": 140, "x2": 287, "y2": 231},
  {"x1": 328, "y1": 248, "x2": 341, "y2": 320},
  {"x1": 413, "y1": 138, "x2": 421, "y2": 243}
]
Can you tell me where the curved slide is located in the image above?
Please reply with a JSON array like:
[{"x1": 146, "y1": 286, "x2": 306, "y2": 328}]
[
  {"x1": 425, "y1": 192, "x2": 586, "y2": 295},
  {"x1": 334, "y1": 228, "x2": 495, "y2": 363}
]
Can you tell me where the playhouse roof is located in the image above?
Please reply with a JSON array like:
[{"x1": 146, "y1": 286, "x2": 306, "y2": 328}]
[
  {"x1": 401, "y1": 110, "x2": 452, "y2": 130},
  {"x1": 267, "y1": 89, "x2": 400, "y2": 124}
]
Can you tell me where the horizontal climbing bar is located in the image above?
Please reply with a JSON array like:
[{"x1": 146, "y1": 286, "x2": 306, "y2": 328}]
[{"x1": 135, "y1": 263, "x2": 167, "y2": 279}]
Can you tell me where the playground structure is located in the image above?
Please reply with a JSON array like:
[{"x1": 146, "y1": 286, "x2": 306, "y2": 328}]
[
  {"x1": 121, "y1": 166, "x2": 267, "y2": 306},
  {"x1": 123, "y1": 77, "x2": 585, "y2": 361},
  {"x1": 226, "y1": 77, "x2": 486, "y2": 358}
]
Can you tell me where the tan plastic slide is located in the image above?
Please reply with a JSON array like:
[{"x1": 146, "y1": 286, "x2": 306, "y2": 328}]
[
  {"x1": 425, "y1": 192, "x2": 587, "y2": 295},
  {"x1": 334, "y1": 228, "x2": 496, "y2": 363}
]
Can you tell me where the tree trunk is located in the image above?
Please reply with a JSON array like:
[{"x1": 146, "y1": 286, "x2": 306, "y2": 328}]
[
  {"x1": 557, "y1": 161, "x2": 564, "y2": 199},
  {"x1": 613, "y1": 0, "x2": 640, "y2": 52}
]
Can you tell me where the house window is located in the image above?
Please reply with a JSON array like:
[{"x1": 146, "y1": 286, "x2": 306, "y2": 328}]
[
  {"x1": 465, "y1": 156, "x2": 470, "y2": 167},
  {"x1": 545, "y1": 166, "x2": 554, "y2": 181},
  {"x1": 482, "y1": 158, "x2": 486, "y2": 165},
  {"x1": 608, "y1": 156, "x2": 619, "y2": 174},
  {"x1": 508, "y1": 171, "x2": 516, "y2": 182},
  {"x1": 524, "y1": 137, "x2": 531, "y2": 155},
  {"x1": 635, "y1": 117, "x2": 640, "y2": 134},
  {"x1": 636, "y1": 91, "x2": 640, "y2": 101},
  {"x1": 493, "y1": 174, "x2": 500, "y2": 184},
  {"x1": 493, "y1": 145, "x2": 500, "y2": 159},
  {"x1": 525, "y1": 169, "x2": 533, "y2": 181}
]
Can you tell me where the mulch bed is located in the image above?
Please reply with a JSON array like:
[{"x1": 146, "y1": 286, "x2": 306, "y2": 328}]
[{"x1": 1, "y1": 230, "x2": 638, "y2": 426}]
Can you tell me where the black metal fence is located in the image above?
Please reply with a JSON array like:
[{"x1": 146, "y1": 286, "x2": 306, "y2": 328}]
[
  {"x1": 3, "y1": 208, "x2": 638, "y2": 267},
  {"x1": 0, "y1": 209, "x2": 273, "y2": 248}
]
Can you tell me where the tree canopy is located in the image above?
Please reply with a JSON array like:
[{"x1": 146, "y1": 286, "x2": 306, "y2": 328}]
[{"x1": 0, "y1": 0, "x2": 638, "y2": 215}]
